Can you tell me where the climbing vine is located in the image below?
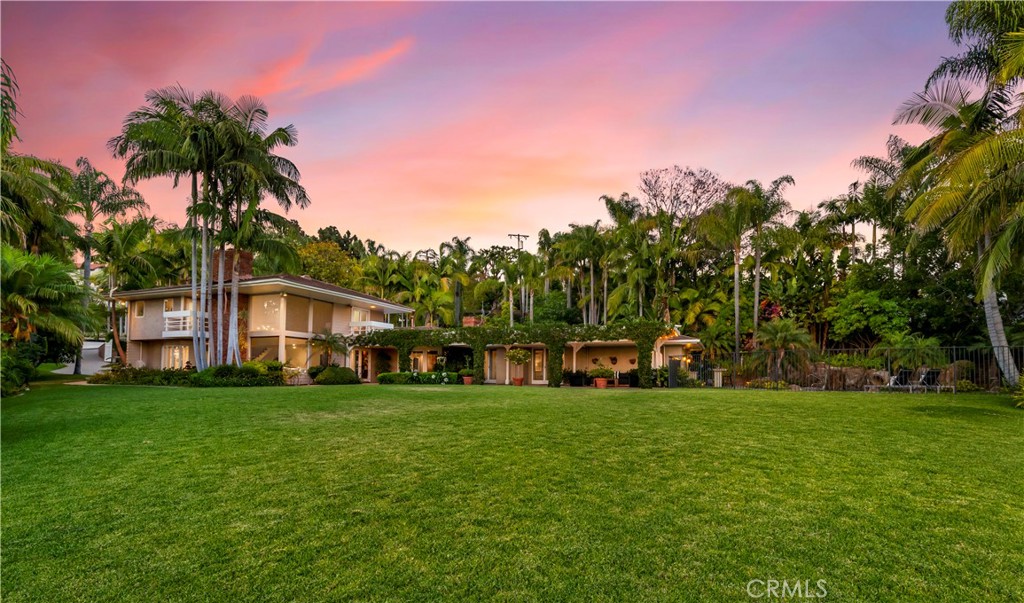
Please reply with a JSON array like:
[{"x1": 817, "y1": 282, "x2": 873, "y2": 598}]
[{"x1": 351, "y1": 321, "x2": 670, "y2": 388}]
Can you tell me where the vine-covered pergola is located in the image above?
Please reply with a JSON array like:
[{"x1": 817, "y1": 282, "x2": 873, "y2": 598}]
[{"x1": 351, "y1": 321, "x2": 671, "y2": 388}]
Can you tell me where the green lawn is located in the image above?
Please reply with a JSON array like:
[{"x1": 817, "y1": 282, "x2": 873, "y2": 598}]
[{"x1": 2, "y1": 384, "x2": 1022, "y2": 602}]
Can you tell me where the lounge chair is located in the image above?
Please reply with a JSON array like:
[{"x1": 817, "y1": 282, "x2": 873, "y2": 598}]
[
  {"x1": 890, "y1": 368, "x2": 914, "y2": 391},
  {"x1": 916, "y1": 368, "x2": 945, "y2": 393}
]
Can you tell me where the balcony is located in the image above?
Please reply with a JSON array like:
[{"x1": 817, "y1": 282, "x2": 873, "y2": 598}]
[
  {"x1": 162, "y1": 310, "x2": 208, "y2": 338},
  {"x1": 350, "y1": 320, "x2": 394, "y2": 335}
]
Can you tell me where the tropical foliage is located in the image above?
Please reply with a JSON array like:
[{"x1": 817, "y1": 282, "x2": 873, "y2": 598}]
[{"x1": 1, "y1": 2, "x2": 1021, "y2": 390}]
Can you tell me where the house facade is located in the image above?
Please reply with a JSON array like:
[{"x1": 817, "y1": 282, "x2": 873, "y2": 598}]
[{"x1": 116, "y1": 274, "x2": 411, "y2": 373}]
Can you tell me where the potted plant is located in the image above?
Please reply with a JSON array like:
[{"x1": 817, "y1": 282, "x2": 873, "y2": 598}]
[
  {"x1": 506, "y1": 348, "x2": 531, "y2": 386},
  {"x1": 458, "y1": 368, "x2": 474, "y2": 385},
  {"x1": 589, "y1": 365, "x2": 615, "y2": 389}
]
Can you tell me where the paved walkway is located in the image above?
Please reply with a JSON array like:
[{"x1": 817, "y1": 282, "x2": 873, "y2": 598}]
[{"x1": 53, "y1": 341, "x2": 109, "y2": 376}]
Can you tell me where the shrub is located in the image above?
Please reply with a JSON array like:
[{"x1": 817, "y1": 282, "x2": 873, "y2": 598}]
[
  {"x1": 1, "y1": 341, "x2": 40, "y2": 396},
  {"x1": 308, "y1": 364, "x2": 337, "y2": 380},
  {"x1": 1013, "y1": 381, "x2": 1023, "y2": 408},
  {"x1": 377, "y1": 372, "x2": 412, "y2": 385},
  {"x1": 588, "y1": 366, "x2": 614, "y2": 379},
  {"x1": 190, "y1": 362, "x2": 283, "y2": 387},
  {"x1": 376, "y1": 371, "x2": 459, "y2": 385},
  {"x1": 747, "y1": 378, "x2": 788, "y2": 390},
  {"x1": 956, "y1": 379, "x2": 982, "y2": 393},
  {"x1": 458, "y1": 368, "x2": 474, "y2": 377},
  {"x1": 87, "y1": 364, "x2": 195, "y2": 386},
  {"x1": 315, "y1": 366, "x2": 361, "y2": 385},
  {"x1": 212, "y1": 364, "x2": 239, "y2": 379}
]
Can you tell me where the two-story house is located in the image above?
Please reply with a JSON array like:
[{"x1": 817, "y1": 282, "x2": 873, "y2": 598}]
[{"x1": 116, "y1": 272, "x2": 411, "y2": 374}]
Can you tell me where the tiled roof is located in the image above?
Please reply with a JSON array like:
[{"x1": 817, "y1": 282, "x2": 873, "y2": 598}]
[{"x1": 114, "y1": 273, "x2": 411, "y2": 313}]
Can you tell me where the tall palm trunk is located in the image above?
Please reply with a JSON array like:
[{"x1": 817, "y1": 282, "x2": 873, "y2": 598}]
[
  {"x1": 73, "y1": 234, "x2": 91, "y2": 375},
  {"x1": 602, "y1": 267, "x2": 608, "y2": 325},
  {"x1": 508, "y1": 285, "x2": 514, "y2": 328},
  {"x1": 216, "y1": 241, "x2": 226, "y2": 365},
  {"x1": 981, "y1": 235, "x2": 1020, "y2": 386},
  {"x1": 227, "y1": 250, "x2": 242, "y2": 365},
  {"x1": 109, "y1": 274, "x2": 127, "y2": 365},
  {"x1": 189, "y1": 173, "x2": 202, "y2": 369},
  {"x1": 733, "y1": 245, "x2": 741, "y2": 367},
  {"x1": 753, "y1": 246, "x2": 762, "y2": 342},
  {"x1": 589, "y1": 261, "x2": 596, "y2": 325},
  {"x1": 197, "y1": 213, "x2": 209, "y2": 370},
  {"x1": 454, "y1": 280, "x2": 463, "y2": 326}
]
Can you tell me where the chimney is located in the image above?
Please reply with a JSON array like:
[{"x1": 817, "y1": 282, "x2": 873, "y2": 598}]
[{"x1": 212, "y1": 249, "x2": 255, "y2": 281}]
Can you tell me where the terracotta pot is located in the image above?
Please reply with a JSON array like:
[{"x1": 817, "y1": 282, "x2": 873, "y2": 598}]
[
  {"x1": 512, "y1": 377, "x2": 525, "y2": 386},
  {"x1": 462, "y1": 376, "x2": 473, "y2": 385},
  {"x1": 594, "y1": 378, "x2": 609, "y2": 389}
]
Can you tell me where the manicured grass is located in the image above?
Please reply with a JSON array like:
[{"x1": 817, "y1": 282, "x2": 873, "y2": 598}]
[{"x1": 2, "y1": 384, "x2": 1022, "y2": 602}]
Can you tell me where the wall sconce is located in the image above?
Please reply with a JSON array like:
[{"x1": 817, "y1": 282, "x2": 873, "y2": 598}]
[
  {"x1": 629, "y1": 358, "x2": 636, "y2": 365},
  {"x1": 591, "y1": 358, "x2": 599, "y2": 365},
  {"x1": 609, "y1": 356, "x2": 618, "y2": 365}
]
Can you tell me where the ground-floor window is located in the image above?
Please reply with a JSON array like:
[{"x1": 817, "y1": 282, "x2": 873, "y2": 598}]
[
  {"x1": 284, "y1": 337, "x2": 309, "y2": 368},
  {"x1": 250, "y1": 336, "x2": 279, "y2": 362},
  {"x1": 162, "y1": 344, "x2": 190, "y2": 369}
]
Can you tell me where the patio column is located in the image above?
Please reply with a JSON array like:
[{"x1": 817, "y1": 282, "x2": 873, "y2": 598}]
[
  {"x1": 504, "y1": 345, "x2": 511, "y2": 385},
  {"x1": 571, "y1": 342, "x2": 585, "y2": 372}
]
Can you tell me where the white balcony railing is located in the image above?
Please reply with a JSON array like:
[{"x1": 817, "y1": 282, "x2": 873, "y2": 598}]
[
  {"x1": 162, "y1": 310, "x2": 208, "y2": 337},
  {"x1": 350, "y1": 320, "x2": 394, "y2": 335}
]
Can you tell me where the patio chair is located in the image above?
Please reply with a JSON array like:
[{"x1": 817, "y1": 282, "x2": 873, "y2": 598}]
[
  {"x1": 916, "y1": 368, "x2": 943, "y2": 393},
  {"x1": 887, "y1": 368, "x2": 914, "y2": 392}
]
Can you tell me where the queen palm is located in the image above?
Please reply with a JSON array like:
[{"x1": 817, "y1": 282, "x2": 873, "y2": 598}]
[
  {"x1": 700, "y1": 192, "x2": 754, "y2": 365},
  {"x1": 110, "y1": 85, "x2": 228, "y2": 369},
  {"x1": 92, "y1": 217, "x2": 165, "y2": 364},
  {"x1": 218, "y1": 95, "x2": 308, "y2": 365},
  {"x1": 734, "y1": 176, "x2": 794, "y2": 341},
  {"x1": 66, "y1": 157, "x2": 148, "y2": 373},
  {"x1": 438, "y1": 236, "x2": 473, "y2": 325}
]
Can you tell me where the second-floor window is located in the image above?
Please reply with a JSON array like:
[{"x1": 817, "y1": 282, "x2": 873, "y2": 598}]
[
  {"x1": 164, "y1": 299, "x2": 173, "y2": 312},
  {"x1": 352, "y1": 308, "x2": 369, "y2": 323},
  {"x1": 135, "y1": 302, "x2": 145, "y2": 317}
]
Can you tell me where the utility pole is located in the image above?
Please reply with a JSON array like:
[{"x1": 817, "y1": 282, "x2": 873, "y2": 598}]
[
  {"x1": 507, "y1": 234, "x2": 528, "y2": 328},
  {"x1": 507, "y1": 233, "x2": 528, "y2": 250}
]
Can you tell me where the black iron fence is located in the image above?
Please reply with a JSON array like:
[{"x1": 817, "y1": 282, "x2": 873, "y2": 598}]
[{"x1": 684, "y1": 347, "x2": 1023, "y2": 393}]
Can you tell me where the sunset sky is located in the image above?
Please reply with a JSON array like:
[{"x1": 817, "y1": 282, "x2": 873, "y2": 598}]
[{"x1": 3, "y1": 1, "x2": 954, "y2": 253}]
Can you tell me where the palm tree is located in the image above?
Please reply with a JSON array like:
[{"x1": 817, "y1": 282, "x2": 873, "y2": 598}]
[
  {"x1": 897, "y1": 0, "x2": 1024, "y2": 386},
  {"x1": 700, "y1": 192, "x2": 754, "y2": 366},
  {"x1": 1, "y1": 245, "x2": 90, "y2": 348},
  {"x1": 735, "y1": 175, "x2": 794, "y2": 341},
  {"x1": 110, "y1": 85, "x2": 226, "y2": 369},
  {"x1": 438, "y1": 236, "x2": 473, "y2": 326},
  {"x1": 311, "y1": 329, "x2": 349, "y2": 367},
  {"x1": 92, "y1": 217, "x2": 164, "y2": 364},
  {"x1": 1, "y1": 59, "x2": 72, "y2": 253},
  {"x1": 65, "y1": 157, "x2": 148, "y2": 373},
  {"x1": 755, "y1": 318, "x2": 813, "y2": 382}
]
